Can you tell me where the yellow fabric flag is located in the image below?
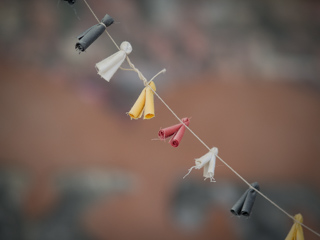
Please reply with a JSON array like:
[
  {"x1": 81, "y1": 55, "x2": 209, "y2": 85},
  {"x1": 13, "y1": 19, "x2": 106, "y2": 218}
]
[
  {"x1": 128, "y1": 87, "x2": 146, "y2": 119},
  {"x1": 128, "y1": 81, "x2": 156, "y2": 119},
  {"x1": 285, "y1": 214, "x2": 304, "y2": 240}
]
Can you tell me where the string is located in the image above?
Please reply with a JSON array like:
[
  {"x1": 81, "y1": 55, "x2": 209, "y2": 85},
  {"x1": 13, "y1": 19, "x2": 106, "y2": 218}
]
[
  {"x1": 151, "y1": 72, "x2": 320, "y2": 237},
  {"x1": 148, "y1": 69, "x2": 166, "y2": 85},
  {"x1": 100, "y1": 22, "x2": 107, "y2": 28},
  {"x1": 119, "y1": 67, "x2": 134, "y2": 71},
  {"x1": 125, "y1": 56, "x2": 148, "y2": 84},
  {"x1": 152, "y1": 76, "x2": 320, "y2": 237},
  {"x1": 145, "y1": 81, "x2": 320, "y2": 235},
  {"x1": 81, "y1": 0, "x2": 320, "y2": 237}
]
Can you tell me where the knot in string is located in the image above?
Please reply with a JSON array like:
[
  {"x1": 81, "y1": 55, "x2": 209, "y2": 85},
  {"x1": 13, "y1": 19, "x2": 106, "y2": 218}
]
[
  {"x1": 100, "y1": 22, "x2": 107, "y2": 28},
  {"x1": 126, "y1": 56, "x2": 148, "y2": 86}
]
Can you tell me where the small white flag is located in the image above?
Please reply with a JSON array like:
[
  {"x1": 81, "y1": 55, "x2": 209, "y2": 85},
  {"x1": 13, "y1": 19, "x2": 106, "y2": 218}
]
[
  {"x1": 95, "y1": 41, "x2": 132, "y2": 82},
  {"x1": 184, "y1": 147, "x2": 218, "y2": 182}
]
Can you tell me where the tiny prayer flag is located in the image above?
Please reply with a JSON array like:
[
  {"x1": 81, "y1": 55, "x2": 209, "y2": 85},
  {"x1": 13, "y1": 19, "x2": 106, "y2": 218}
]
[
  {"x1": 63, "y1": 0, "x2": 76, "y2": 4},
  {"x1": 96, "y1": 41, "x2": 132, "y2": 82},
  {"x1": 128, "y1": 81, "x2": 156, "y2": 119},
  {"x1": 183, "y1": 147, "x2": 218, "y2": 182},
  {"x1": 158, "y1": 118, "x2": 190, "y2": 147},
  {"x1": 285, "y1": 214, "x2": 304, "y2": 240},
  {"x1": 230, "y1": 182, "x2": 259, "y2": 217},
  {"x1": 76, "y1": 14, "x2": 114, "y2": 52}
]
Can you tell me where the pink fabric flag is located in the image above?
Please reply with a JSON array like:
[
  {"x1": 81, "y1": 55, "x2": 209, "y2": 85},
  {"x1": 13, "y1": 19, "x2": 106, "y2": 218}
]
[{"x1": 158, "y1": 118, "x2": 190, "y2": 147}]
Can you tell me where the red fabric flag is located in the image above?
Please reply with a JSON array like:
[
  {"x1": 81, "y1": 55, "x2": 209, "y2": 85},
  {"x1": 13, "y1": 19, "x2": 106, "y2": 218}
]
[{"x1": 158, "y1": 118, "x2": 190, "y2": 147}]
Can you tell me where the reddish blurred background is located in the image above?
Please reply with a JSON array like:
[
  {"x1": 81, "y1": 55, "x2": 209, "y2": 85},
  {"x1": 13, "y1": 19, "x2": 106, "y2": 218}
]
[{"x1": 0, "y1": 0, "x2": 320, "y2": 239}]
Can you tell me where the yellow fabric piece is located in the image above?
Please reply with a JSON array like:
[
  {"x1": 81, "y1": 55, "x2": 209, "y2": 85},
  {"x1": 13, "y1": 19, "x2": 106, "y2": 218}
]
[
  {"x1": 128, "y1": 81, "x2": 156, "y2": 119},
  {"x1": 128, "y1": 87, "x2": 146, "y2": 119},
  {"x1": 144, "y1": 85, "x2": 155, "y2": 119},
  {"x1": 285, "y1": 214, "x2": 304, "y2": 240}
]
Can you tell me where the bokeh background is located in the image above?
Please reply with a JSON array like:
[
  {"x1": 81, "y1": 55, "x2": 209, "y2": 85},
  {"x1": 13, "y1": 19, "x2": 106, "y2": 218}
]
[{"x1": 0, "y1": 0, "x2": 320, "y2": 239}]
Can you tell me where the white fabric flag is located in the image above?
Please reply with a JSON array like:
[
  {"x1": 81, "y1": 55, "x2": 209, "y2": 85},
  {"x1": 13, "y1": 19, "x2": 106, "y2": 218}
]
[
  {"x1": 95, "y1": 41, "x2": 132, "y2": 82},
  {"x1": 195, "y1": 150, "x2": 212, "y2": 169},
  {"x1": 203, "y1": 148, "x2": 218, "y2": 182},
  {"x1": 184, "y1": 147, "x2": 218, "y2": 182}
]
